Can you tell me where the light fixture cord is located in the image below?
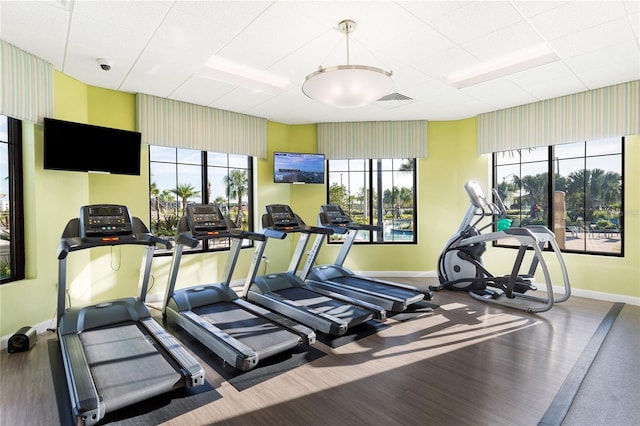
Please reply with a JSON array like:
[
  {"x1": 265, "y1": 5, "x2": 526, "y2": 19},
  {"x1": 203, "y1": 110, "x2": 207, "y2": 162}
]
[{"x1": 345, "y1": 25, "x2": 351, "y2": 65}]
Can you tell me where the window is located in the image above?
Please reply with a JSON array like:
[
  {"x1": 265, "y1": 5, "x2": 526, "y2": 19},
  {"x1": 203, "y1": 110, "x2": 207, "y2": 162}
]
[
  {"x1": 327, "y1": 159, "x2": 417, "y2": 244},
  {"x1": 0, "y1": 114, "x2": 26, "y2": 283},
  {"x1": 493, "y1": 137, "x2": 623, "y2": 256},
  {"x1": 149, "y1": 146, "x2": 253, "y2": 255}
]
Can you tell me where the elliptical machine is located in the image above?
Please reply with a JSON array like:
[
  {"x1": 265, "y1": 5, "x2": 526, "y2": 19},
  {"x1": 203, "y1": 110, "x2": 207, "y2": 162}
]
[{"x1": 430, "y1": 181, "x2": 571, "y2": 313}]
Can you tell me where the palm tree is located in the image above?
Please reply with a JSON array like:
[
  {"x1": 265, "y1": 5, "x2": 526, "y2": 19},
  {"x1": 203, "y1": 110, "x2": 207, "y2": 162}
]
[
  {"x1": 383, "y1": 186, "x2": 399, "y2": 213},
  {"x1": 600, "y1": 171, "x2": 621, "y2": 207},
  {"x1": 150, "y1": 181, "x2": 160, "y2": 219},
  {"x1": 513, "y1": 173, "x2": 548, "y2": 218},
  {"x1": 224, "y1": 169, "x2": 248, "y2": 227},
  {"x1": 171, "y1": 183, "x2": 200, "y2": 216},
  {"x1": 399, "y1": 159, "x2": 414, "y2": 172},
  {"x1": 159, "y1": 189, "x2": 175, "y2": 216},
  {"x1": 213, "y1": 196, "x2": 228, "y2": 215},
  {"x1": 399, "y1": 187, "x2": 413, "y2": 210}
]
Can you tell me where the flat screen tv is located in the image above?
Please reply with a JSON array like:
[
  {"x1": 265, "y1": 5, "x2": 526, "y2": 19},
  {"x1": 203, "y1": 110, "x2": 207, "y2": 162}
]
[
  {"x1": 273, "y1": 152, "x2": 325, "y2": 184},
  {"x1": 43, "y1": 117, "x2": 142, "y2": 175}
]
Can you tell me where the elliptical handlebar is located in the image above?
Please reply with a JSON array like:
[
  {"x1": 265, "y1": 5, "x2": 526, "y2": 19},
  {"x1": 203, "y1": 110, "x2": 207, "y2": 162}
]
[{"x1": 491, "y1": 188, "x2": 508, "y2": 218}]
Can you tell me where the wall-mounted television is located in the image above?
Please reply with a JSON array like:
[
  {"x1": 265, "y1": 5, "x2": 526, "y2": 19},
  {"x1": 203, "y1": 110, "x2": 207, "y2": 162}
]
[
  {"x1": 43, "y1": 117, "x2": 142, "y2": 175},
  {"x1": 273, "y1": 152, "x2": 325, "y2": 184}
]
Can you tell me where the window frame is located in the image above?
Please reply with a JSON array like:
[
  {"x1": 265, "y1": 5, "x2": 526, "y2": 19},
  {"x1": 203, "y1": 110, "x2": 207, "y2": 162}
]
[
  {"x1": 0, "y1": 115, "x2": 26, "y2": 284},
  {"x1": 492, "y1": 138, "x2": 624, "y2": 257},
  {"x1": 326, "y1": 158, "x2": 417, "y2": 245},
  {"x1": 148, "y1": 146, "x2": 254, "y2": 257}
]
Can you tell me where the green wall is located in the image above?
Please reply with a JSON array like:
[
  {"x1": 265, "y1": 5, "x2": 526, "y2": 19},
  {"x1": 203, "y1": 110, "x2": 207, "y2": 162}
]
[{"x1": 1, "y1": 73, "x2": 639, "y2": 340}]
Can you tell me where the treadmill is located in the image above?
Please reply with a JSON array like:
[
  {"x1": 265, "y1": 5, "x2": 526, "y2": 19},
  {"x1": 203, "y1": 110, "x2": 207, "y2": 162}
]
[
  {"x1": 241, "y1": 204, "x2": 386, "y2": 337},
  {"x1": 56, "y1": 205, "x2": 204, "y2": 426},
  {"x1": 163, "y1": 204, "x2": 316, "y2": 371},
  {"x1": 299, "y1": 204, "x2": 433, "y2": 312}
]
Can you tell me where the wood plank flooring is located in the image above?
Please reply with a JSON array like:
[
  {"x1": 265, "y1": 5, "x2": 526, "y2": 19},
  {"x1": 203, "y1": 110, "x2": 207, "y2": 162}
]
[{"x1": 0, "y1": 277, "x2": 634, "y2": 426}]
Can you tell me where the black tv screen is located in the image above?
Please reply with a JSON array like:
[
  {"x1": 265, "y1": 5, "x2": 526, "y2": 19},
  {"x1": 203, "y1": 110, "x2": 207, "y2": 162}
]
[
  {"x1": 273, "y1": 152, "x2": 325, "y2": 184},
  {"x1": 43, "y1": 117, "x2": 142, "y2": 175}
]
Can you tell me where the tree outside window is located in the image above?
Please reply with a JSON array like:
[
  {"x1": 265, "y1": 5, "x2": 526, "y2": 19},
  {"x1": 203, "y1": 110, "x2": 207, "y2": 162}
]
[
  {"x1": 494, "y1": 138, "x2": 623, "y2": 256},
  {"x1": 149, "y1": 146, "x2": 252, "y2": 255},
  {"x1": 327, "y1": 158, "x2": 417, "y2": 244}
]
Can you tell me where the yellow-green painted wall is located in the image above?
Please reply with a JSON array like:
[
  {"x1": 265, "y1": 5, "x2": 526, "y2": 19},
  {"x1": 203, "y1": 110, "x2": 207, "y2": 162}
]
[{"x1": 1, "y1": 73, "x2": 639, "y2": 339}]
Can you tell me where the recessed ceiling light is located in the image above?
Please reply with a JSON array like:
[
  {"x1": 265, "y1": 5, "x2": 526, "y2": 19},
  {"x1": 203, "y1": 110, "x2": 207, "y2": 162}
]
[
  {"x1": 196, "y1": 55, "x2": 291, "y2": 96},
  {"x1": 448, "y1": 44, "x2": 560, "y2": 89}
]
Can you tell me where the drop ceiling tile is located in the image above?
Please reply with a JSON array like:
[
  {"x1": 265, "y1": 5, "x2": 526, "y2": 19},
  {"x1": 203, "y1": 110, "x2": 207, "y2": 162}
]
[
  {"x1": 461, "y1": 20, "x2": 546, "y2": 61},
  {"x1": 0, "y1": 1, "x2": 70, "y2": 68},
  {"x1": 396, "y1": 1, "x2": 472, "y2": 25},
  {"x1": 529, "y1": 1, "x2": 630, "y2": 41},
  {"x1": 216, "y1": 3, "x2": 326, "y2": 69},
  {"x1": 462, "y1": 79, "x2": 540, "y2": 110},
  {"x1": 427, "y1": 1, "x2": 523, "y2": 44},
  {"x1": 551, "y1": 16, "x2": 637, "y2": 59},
  {"x1": 562, "y1": 40, "x2": 640, "y2": 73},
  {"x1": 509, "y1": 1, "x2": 566, "y2": 18},
  {"x1": 413, "y1": 46, "x2": 480, "y2": 80},
  {"x1": 72, "y1": 0, "x2": 170, "y2": 37},
  {"x1": 375, "y1": 22, "x2": 456, "y2": 69},
  {"x1": 510, "y1": 63, "x2": 588, "y2": 100},
  {"x1": 169, "y1": 76, "x2": 236, "y2": 107}
]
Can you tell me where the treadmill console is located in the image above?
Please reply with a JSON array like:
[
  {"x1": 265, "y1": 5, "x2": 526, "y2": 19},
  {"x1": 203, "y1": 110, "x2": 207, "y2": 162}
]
[
  {"x1": 320, "y1": 204, "x2": 351, "y2": 226},
  {"x1": 79, "y1": 204, "x2": 135, "y2": 242},
  {"x1": 186, "y1": 204, "x2": 229, "y2": 236},
  {"x1": 265, "y1": 204, "x2": 300, "y2": 229}
]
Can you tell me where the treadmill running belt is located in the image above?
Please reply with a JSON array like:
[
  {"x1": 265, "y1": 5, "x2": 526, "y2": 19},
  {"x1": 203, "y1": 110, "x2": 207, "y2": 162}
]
[
  {"x1": 331, "y1": 276, "x2": 422, "y2": 300},
  {"x1": 275, "y1": 287, "x2": 373, "y2": 326},
  {"x1": 79, "y1": 322, "x2": 183, "y2": 413},
  {"x1": 192, "y1": 302, "x2": 302, "y2": 359}
]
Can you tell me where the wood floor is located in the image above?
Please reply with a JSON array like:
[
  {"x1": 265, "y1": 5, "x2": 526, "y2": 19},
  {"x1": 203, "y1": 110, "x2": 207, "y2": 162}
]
[{"x1": 1, "y1": 277, "x2": 637, "y2": 426}]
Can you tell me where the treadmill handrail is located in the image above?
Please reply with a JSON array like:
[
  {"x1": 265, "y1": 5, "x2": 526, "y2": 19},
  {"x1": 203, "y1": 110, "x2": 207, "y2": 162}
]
[
  {"x1": 265, "y1": 222, "x2": 334, "y2": 236},
  {"x1": 345, "y1": 222, "x2": 380, "y2": 232},
  {"x1": 57, "y1": 217, "x2": 172, "y2": 259},
  {"x1": 321, "y1": 224, "x2": 350, "y2": 235},
  {"x1": 262, "y1": 228, "x2": 288, "y2": 239}
]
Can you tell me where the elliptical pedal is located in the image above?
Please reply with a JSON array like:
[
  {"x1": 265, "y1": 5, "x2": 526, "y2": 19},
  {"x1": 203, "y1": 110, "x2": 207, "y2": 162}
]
[{"x1": 471, "y1": 288, "x2": 503, "y2": 299}]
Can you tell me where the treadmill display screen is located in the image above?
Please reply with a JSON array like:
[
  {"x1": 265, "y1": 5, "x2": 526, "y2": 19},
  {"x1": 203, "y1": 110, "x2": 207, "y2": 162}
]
[
  {"x1": 186, "y1": 204, "x2": 228, "y2": 236},
  {"x1": 80, "y1": 204, "x2": 134, "y2": 241},
  {"x1": 266, "y1": 205, "x2": 298, "y2": 228},
  {"x1": 321, "y1": 204, "x2": 350, "y2": 225}
]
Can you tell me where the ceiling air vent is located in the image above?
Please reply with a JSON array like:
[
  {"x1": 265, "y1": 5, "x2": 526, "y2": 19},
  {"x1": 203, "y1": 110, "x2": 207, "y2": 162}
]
[{"x1": 375, "y1": 92, "x2": 415, "y2": 109}]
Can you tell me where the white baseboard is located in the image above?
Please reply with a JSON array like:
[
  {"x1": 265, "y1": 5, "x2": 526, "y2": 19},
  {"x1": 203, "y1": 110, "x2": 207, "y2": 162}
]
[
  {"x1": 568, "y1": 287, "x2": 640, "y2": 306},
  {"x1": 3, "y1": 271, "x2": 637, "y2": 350}
]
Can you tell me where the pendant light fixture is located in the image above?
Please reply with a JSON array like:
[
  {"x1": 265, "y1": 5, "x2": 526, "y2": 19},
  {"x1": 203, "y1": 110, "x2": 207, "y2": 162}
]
[{"x1": 302, "y1": 20, "x2": 394, "y2": 108}]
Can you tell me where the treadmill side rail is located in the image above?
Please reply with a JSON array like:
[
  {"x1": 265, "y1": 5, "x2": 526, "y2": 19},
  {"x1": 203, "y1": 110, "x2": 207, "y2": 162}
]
[
  {"x1": 140, "y1": 318, "x2": 205, "y2": 387},
  {"x1": 234, "y1": 298, "x2": 316, "y2": 345},
  {"x1": 60, "y1": 334, "x2": 104, "y2": 426},
  {"x1": 247, "y1": 290, "x2": 349, "y2": 336},
  {"x1": 177, "y1": 310, "x2": 259, "y2": 371},
  {"x1": 303, "y1": 284, "x2": 387, "y2": 321}
]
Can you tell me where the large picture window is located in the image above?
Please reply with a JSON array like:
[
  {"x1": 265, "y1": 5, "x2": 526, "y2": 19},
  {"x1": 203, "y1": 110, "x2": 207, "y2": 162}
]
[
  {"x1": 149, "y1": 146, "x2": 253, "y2": 255},
  {"x1": 0, "y1": 114, "x2": 25, "y2": 283},
  {"x1": 494, "y1": 137, "x2": 623, "y2": 256},
  {"x1": 327, "y1": 159, "x2": 416, "y2": 244}
]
